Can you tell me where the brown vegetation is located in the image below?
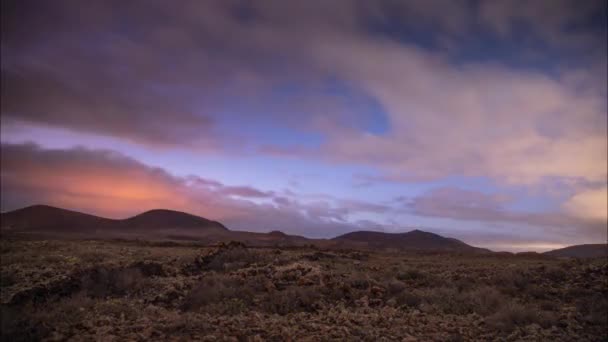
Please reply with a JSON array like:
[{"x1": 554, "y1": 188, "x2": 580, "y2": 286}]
[{"x1": 1, "y1": 239, "x2": 606, "y2": 341}]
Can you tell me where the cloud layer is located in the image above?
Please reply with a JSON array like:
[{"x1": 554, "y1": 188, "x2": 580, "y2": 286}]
[
  {"x1": 1, "y1": 0, "x2": 606, "y2": 249},
  {"x1": 0, "y1": 143, "x2": 393, "y2": 238}
]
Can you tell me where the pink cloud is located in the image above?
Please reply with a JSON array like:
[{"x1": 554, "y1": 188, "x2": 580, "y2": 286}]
[{"x1": 0, "y1": 143, "x2": 391, "y2": 238}]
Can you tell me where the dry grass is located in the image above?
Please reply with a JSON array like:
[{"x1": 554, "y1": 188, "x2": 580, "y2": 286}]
[{"x1": 1, "y1": 239, "x2": 606, "y2": 341}]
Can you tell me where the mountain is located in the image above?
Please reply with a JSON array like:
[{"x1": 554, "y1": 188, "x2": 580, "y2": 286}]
[
  {"x1": 120, "y1": 209, "x2": 227, "y2": 230},
  {"x1": 1, "y1": 205, "x2": 488, "y2": 253},
  {"x1": 543, "y1": 244, "x2": 607, "y2": 258},
  {"x1": 0, "y1": 205, "x2": 225, "y2": 234},
  {"x1": 0, "y1": 205, "x2": 307, "y2": 247},
  {"x1": 332, "y1": 229, "x2": 489, "y2": 253},
  {"x1": 0, "y1": 205, "x2": 114, "y2": 232}
]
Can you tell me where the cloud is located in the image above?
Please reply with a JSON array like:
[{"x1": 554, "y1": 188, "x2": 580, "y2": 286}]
[
  {"x1": 311, "y1": 35, "x2": 606, "y2": 183},
  {"x1": 1, "y1": 1, "x2": 605, "y2": 248},
  {"x1": 407, "y1": 187, "x2": 607, "y2": 243},
  {"x1": 0, "y1": 143, "x2": 390, "y2": 237},
  {"x1": 479, "y1": 0, "x2": 606, "y2": 48},
  {"x1": 2, "y1": 0, "x2": 604, "y2": 150},
  {"x1": 563, "y1": 187, "x2": 608, "y2": 222}
]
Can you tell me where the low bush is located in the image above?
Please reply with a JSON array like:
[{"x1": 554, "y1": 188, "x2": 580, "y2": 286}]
[
  {"x1": 260, "y1": 286, "x2": 322, "y2": 315},
  {"x1": 181, "y1": 274, "x2": 254, "y2": 311},
  {"x1": 80, "y1": 266, "x2": 147, "y2": 297},
  {"x1": 484, "y1": 302, "x2": 539, "y2": 332},
  {"x1": 96, "y1": 298, "x2": 140, "y2": 320},
  {"x1": 78, "y1": 251, "x2": 109, "y2": 264},
  {"x1": 394, "y1": 290, "x2": 423, "y2": 308},
  {"x1": 206, "y1": 248, "x2": 270, "y2": 272},
  {"x1": 0, "y1": 271, "x2": 17, "y2": 288},
  {"x1": 544, "y1": 265, "x2": 567, "y2": 282},
  {"x1": 576, "y1": 293, "x2": 608, "y2": 325},
  {"x1": 386, "y1": 280, "x2": 407, "y2": 296},
  {"x1": 468, "y1": 286, "x2": 506, "y2": 316},
  {"x1": 494, "y1": 269, "x2": 531, "y2": 295},
  {"x1": 396, "y1": 269, "x2": 427, "y2": 282}
]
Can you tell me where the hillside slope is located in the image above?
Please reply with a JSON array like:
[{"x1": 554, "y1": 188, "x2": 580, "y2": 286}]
[
  {"x1": 544, "y1": 244, "x2": 607, "y2": 258},
  {"x1": 332, "y1": 229, "x2": 489, "y2": 253},
  {"x1": 0, "y1": 205, "x2": 226, "y2": 233}
]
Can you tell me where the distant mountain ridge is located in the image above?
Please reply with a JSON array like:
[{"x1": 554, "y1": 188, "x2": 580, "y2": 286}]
[
  {"x1": 543, "y1": 244, "x2": 607, "y2": 258},
  {"x1": 0, "y1": 205, "x2": 114, "y2": 232},
  {"x1": 332, "y1": 229, "x2": 490, "y2": 253},
  {"x1": 2, "y1": 205, "x2": 488, "y2": 253},
  {"x1": 120, "y1": 209, "x2": 227, "y2": 230},
  {"x1": 1, "y1": 205, "x2": 226, "y2": 232}
]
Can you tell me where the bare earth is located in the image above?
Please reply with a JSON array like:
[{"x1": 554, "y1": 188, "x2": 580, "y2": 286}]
[{"x1": 1, "y1": 238, "x2": 606, "y2": 341}]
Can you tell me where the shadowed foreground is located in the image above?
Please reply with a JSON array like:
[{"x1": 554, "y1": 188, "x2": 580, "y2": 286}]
[{"x1": 1, "y1": 239, "x2": 607, "y2": 341}]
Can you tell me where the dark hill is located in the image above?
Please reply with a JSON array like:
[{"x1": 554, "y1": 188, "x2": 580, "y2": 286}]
[
  {"x1": 332, "y1": 229, "x2": 489, "y2": 253},
  {"x1": 0, "y1": 205, "x2": 226, "y2": 233},
  {"x1": 543, "y1": 244, "x2": 607, "y2": 258},
  {"x1": 120, "y1": 209, "x2": 227, "y2": 230},
  {"x1": 2, "y1": 205, "x2": 487, "y2": 252},
  {"x1": 0, "y1": 205, "x2": 113, "y2": 232}
]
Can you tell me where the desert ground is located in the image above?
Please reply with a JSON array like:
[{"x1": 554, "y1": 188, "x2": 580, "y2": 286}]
[{"x1": 1, "y1": 238, "x2": 606, "y2": 342}]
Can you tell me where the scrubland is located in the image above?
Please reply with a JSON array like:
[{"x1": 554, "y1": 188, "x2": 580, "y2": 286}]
[{"x1": 1, "y1": 239, "x2": 606, "y2": 341}]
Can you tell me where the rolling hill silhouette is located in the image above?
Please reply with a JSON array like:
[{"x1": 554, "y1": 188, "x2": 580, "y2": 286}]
[
  {"x1": 0, "y1": 205, "x2": 226, "y2": 232},
  {"x1": 332, "y1": 229, "x2": 490, "y2": 253},
  {"x1": 119, "y1": 209, "x2": 227, "y2": 230},
  {"x1": 544, "y1": 244, "x2": 607, "y2": 258},
  {"x1": 0, "y1": 205, "x2": 310, "y2": 246},
  {"x1": 0, "y1": 205, "x2": 114, "y2": 232},
  {"x1": 2, "y1": 205, "x2": 492, "y2": 252}
]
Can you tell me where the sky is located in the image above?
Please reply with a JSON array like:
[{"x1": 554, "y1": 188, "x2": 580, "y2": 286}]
[{"x1": 1, "y1": 0, "x2": 606, "y2": 252}]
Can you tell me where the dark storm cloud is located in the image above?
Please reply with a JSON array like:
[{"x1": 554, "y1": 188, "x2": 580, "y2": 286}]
[{"x1": 2, "y1": 0, "x2": 605, "y2": 147}]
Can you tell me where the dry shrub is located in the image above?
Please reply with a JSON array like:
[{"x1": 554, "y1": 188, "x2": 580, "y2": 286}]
[
  {"x1": 130, "y1": 261, "x2": 166, "y2": 277},
  {"x1": 468, "y1": 286, "x2": 506, "y2": 316},
  {"x1": 260, "y1": 286, "x2": 322, "y2": 315},
  {"x1": 494, "y1": 269, "x2": 530, "y2": 295},
  {"x1": 80, "y1": 266, "x2": 146, "y2": 297},
  {"x1": 2, "y1": 292, "x2": 94, "y2": 342},
  {"x1": 484, "y1": 302, "x2": 539, "y2": 332},
  {"x1": 396, "y1": 268, "x2": 444, "y2": 287},
  {"x1": 181, "y1": 274, "x2": 254, "y2": 312},
  {"x1": 576, "y1": 292, "x2": 608, "y2": 325},
  {"x1": 525, "y1": 284, "x2": 549, "y2": 300},
  {"x1": 537, "y1": 310, "x2": 559, "y2": 329},
  {"x1": 538, "y1": 300, "x2": 558, "y2": 311},
  {"x1": 319, "y1": 282, "x2": 355, "y2": 303},
  {"x1": 453, "y1": 276, "x2": 476, "y2": 292},
  {"x1": 415, "y1": 286, "x2": 506, "y2": 316},
  {"x1": 96, "y1": 298, "x2": 140, "y2": 320},
  {"x1": 0, "y1": 271, "x2": 17, "y2": 288},
  {"x1": 349, "y1": 274, "x2": 371, "y2": 290},
  {"x1": 543, "y1": 265, "x2": 567, "y2": 282},
  {"x1": 78, "y1": 251, "x2": 108, "y2": 264},
  {"x1": 386, "y1": 280, "x2": 407, "y2": 296},
  {"x1": 420, "y1": 287, "x2": 469, "y2": 315},
  {"x1": 1, "y1": 305, "x2": 40, "y2": 342},
  {"x1": 394, "y1": 290, "x2": 422, "y2": 308},
  {"x1": 159, "y1": 311, "x2": 212, "y2": 336},
  {"x1": 207, "y1": 248, "x2": 269, "y2": 272},
  {"x1": 396, "y1": 269, "x2": 427, "y2": 282}
]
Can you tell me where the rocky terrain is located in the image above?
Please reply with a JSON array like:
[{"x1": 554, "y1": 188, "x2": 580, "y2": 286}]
[{"x1": 1, "y1": 238, "x2": 606, "y2": 341}]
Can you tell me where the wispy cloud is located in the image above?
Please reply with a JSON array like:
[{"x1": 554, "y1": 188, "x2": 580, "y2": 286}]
[{"x1": 0, "y1": 143, "x2": 391, "y2": 237}]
